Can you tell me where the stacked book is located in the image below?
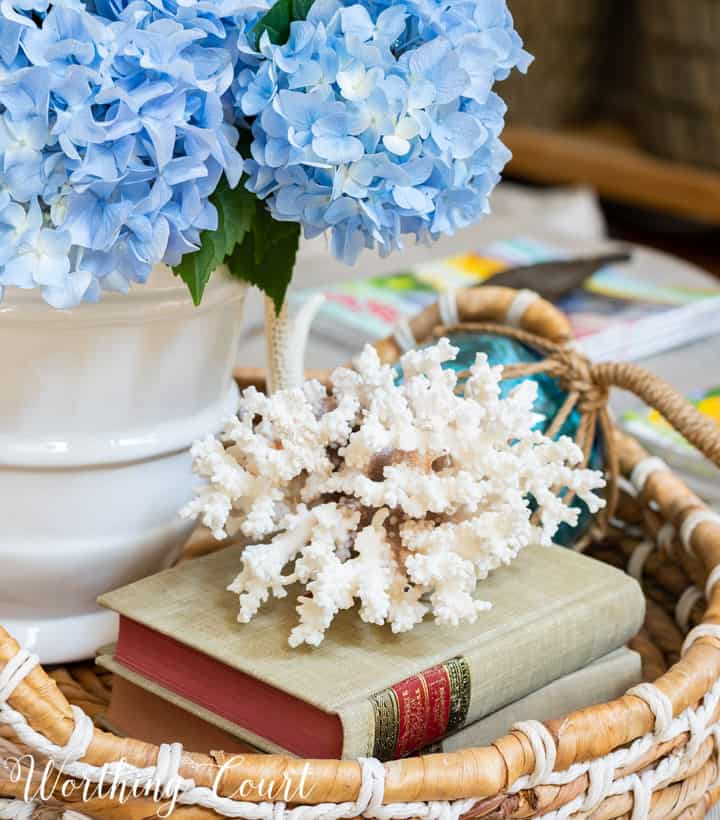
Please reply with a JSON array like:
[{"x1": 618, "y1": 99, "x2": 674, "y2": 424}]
[{"x1": 98, "y1": 544, "x2": 645, "y2": 759}]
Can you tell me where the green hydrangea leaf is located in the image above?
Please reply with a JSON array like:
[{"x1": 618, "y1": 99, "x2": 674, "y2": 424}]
[
  {"x1": 173, "y1": 230, "x2": 221, "y2": 307},
  {"x1": 228, "y1": 202, "x2": 300, "y2": 313},
  {"x1": 174, "y1": 178, "x2": 256, "y2": 306},
  {"x1": 215, "y1": 178, "x2": 257, "y2": 260},
  {"x1": 252, "y1": 0, "x2": 315, "y2": 48}
]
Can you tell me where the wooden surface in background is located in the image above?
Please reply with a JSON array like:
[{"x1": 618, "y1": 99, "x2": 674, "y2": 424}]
[
  {"x1": 504, "y1": 122, "x2": 720, "y2": 278},
  {"x1": 504, "y1": 124, "x2": 720, "y2": 227}
]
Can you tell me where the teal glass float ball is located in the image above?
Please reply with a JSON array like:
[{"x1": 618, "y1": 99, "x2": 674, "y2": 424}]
[{"x1": 399, "y1": 331, "x2": 605, "y2": 547}]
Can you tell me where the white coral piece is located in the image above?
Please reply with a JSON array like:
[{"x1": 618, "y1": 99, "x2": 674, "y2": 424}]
[{"x1": 182, "y1": 340, "x2": 607, "y2": 646}]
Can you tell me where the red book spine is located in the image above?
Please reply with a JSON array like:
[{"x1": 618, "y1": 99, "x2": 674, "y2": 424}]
[{"x1": 369, "y1": 658, "x2": 471, "y2": 759}]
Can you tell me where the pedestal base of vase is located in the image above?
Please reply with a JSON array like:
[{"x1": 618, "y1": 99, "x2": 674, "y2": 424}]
[
  {"x1": 1, "y1": 513, "x2": 195, "y2": 663},
  {"x1": 3, "y1": 610, "x2": 120, "y2": 665},
  {"x1": 0, "y1": 265, "x2": 247, "y2": 663}
]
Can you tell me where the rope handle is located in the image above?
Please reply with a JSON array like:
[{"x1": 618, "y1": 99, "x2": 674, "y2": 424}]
[
  {"x1": 435, "y1": 322, "x2": 720, "y2": 471},
  {"x1": 593, "y1": 361, "x2": 720, "y2": 469}
]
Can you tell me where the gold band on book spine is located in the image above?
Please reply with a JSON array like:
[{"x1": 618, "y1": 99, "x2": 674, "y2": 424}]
[
  {"x1": 370, "y1": 657, "x2": 471, "y2": 760},
  {"x1": 446, "y1": 656, "x2": 472, "y2": 733},
  {"x1": 370, "y1": 686, "x2": 400, "y2": 761}
]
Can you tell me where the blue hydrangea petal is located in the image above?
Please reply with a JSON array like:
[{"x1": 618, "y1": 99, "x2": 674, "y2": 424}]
[
  {"x1": 0, "y1": 19, "x2": 24, "y2": 63},
  {"x1": 41, "y1": 266, "x2": 93, "y2": 307},
  {"x1": 340, "y1": 5, "x2": 374, "y2": 40},
  {"x1": 392, "y1": 184, "x2": 433, "y2": 212},
  {"x1": 313, "y1": 134, "x2": 364, "y2": 163},
  {"x1": 431, "y1": 110, "x2": 484, "y2": 159},
  {"x1": 2, "y1": 254, "x2": 37, "y2": 287}
]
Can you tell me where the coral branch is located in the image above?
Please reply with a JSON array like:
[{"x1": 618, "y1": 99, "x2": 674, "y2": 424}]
[{"x1": 182, "y1": 340, "x2": 606, "y2": 646}]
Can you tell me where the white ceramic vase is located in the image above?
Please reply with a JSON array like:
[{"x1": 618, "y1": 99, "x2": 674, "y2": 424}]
[{"x1": 0, "y1": 265, "x2": 246, "y2": 663}]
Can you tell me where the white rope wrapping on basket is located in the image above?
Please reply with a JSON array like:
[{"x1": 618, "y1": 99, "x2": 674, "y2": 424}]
[
  {"x1": 438, "y1": 289, "x2": 459, "y2": 327},
  {"x1": 707, "y1": 565, "x2": 720, "y2": 599},
  {"x1": 154, "y1": 742, "x2": 185, "y2": 799},
  {"x1": 627, "y1": 541, "x2": 654, "y2": 581},
  {"x1": 392, "y1": 319, "x2": 416, "y2": 354},
  {"x1": 0, "y1": 649, "x2": 95, "y2": 765},
  {"x1": 0, "y1": 647, "x2": 476, "y2": 820},
  {"x1": 508, "y1": 721, "x2": 557, "y2": 792},
  {"x1": 528, "y1": 677, "x2": 720, "y2": 820},
  {"x1": 629, "y1": 770, "x2": 654, "y2": 820},
  {"x1": 682, "y1": 623, "x2": 720, "y2": 656},
  {"x1": 0, "y1": 800, "x2": 36, "y2": 820},
  {"x1": 0, "y1": 651, "x2": 38, "y2": 705},
  {"x1": 505, "y1": 289, "x2": 540, "y2": 328},
  {"x1": 676, "y1": 586, "x2": 703, "y2": 632},
  {"x1": 627, "y1": 683, "x2": 674, "y2": 738},
  {"x1": 681, "y1": 510, "x2": 720, "y2": 555},
  {"x1": 579, "y1": 758, "x2": 615, "y2": 812},
  {"x1": 617, "y1": 474, "x2": 637, "y2": 499},
  {"x1": 630, "y1": 457, "x2": 669, "y2": 494}
]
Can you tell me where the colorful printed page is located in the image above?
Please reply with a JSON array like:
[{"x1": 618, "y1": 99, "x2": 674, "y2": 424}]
[
  {"x1": 622, "y1": 387, "x2": 720, "y2": 503},
  {"x1": 559, "y1": 265, "x2": 719, "y2": 343},
  {"x1": 293, "y1": 237, "x2": 720, "y2": 356},
  {"x1": 623, "y1": 387, "x2": 720, "y2": 458}
]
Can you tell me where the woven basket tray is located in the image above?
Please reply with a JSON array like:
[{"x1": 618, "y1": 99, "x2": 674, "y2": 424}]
[{"x1": 3, "y1": 287, "x2": 720, "y2": 820}]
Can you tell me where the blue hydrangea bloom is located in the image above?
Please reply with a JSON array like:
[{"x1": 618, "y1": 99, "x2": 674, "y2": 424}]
[
  {"x1": 0, "y1": 0, "x2": 530, "y2": 307},
  {"x1": 0, "y1": 0, "x2": 263, "y2": 307},
  {"x1": 239, "y1": 0, "x2": 531, "y2": 264}
]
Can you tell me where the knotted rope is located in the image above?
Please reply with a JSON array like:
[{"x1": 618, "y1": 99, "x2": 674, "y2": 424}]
[{"x1": 433, "y1": 322, "x2": 720, "y2": 543}]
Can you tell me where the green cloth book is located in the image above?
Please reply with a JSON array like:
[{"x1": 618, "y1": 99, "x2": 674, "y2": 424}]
[
  {"x1": 96, "y1": 648, "x2": 641, "y2": 757},
  {"x1": 98, "y1": 544, "x2": 645, "y2": 760},
  {"x1": 436, "y1": 647, "x2": 642, "y2": 752}
]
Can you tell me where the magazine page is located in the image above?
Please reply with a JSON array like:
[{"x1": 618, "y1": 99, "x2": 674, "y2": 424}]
[{"x1": 291, "y1": 237, "x2": 720, "y2": 361}]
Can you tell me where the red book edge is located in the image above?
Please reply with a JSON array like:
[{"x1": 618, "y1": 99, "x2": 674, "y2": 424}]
[
  {"x1": 115, "y1": 616, "x2": 344, "y2": 758},
  {"x1": 115, "y1": 617, "x2": 471, "y2": 760},
  {"x1": 104, "y1": 675, "x2": 255, "y2": 755}
]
